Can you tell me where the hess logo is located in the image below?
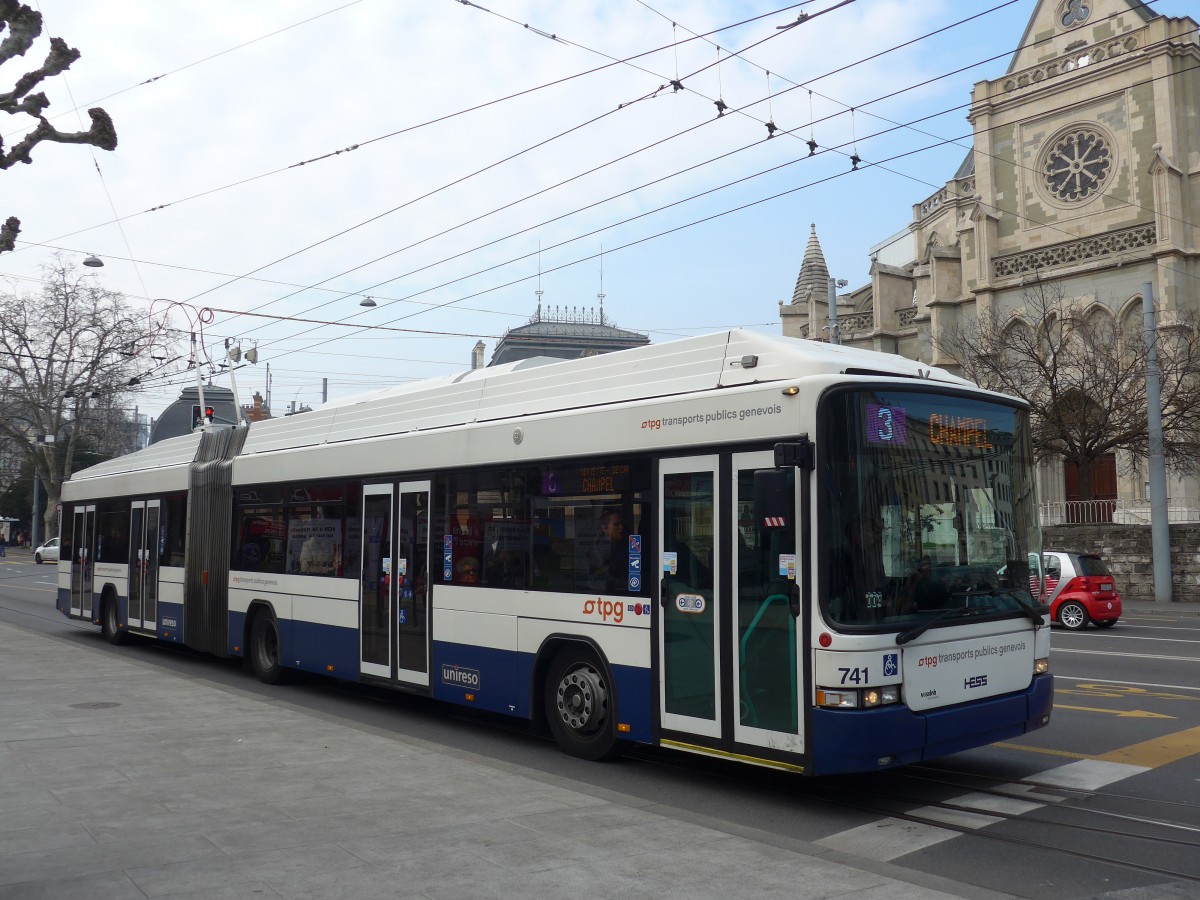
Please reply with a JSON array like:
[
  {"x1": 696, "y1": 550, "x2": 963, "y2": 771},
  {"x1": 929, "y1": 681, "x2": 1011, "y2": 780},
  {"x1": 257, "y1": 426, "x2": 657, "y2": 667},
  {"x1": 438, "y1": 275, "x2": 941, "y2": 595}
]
[{"x1": 964, "y1": 675, "x2": 989, "y2": 690}]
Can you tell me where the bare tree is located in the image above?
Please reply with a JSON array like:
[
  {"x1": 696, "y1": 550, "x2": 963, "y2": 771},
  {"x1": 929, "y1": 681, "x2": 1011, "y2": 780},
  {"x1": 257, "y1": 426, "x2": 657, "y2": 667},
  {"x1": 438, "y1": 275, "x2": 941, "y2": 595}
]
[
  {"x1": 933, "y1": 280, "x2": 1200, "y2": 501},
  {"x1": 1, "y1": 0, "x2": 117, "y2": 251},
  {"x1": 0, "y1": 257, "x2": 154, "y2": 538}
]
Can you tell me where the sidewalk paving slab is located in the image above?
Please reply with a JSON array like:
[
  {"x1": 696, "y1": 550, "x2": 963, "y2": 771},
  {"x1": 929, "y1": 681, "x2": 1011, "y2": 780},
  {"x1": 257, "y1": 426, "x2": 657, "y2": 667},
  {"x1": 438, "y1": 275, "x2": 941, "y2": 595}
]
[{"x1": 1, "y1": 619, "x2": 1026, "y2": 900}]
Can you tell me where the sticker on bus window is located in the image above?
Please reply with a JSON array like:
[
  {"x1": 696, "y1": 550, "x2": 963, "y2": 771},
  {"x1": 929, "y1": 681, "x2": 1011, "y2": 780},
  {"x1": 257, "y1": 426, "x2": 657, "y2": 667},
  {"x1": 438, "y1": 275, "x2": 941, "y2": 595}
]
[
  {"x1": 778, "y1": 554, "x2": 796, "y2": 580},
  {"x1": 397, "y1": 558, "x2": 407, "y2": 576},
  {"x1": 675, "y1": 593, "x2": 706, "y2": 614},
  {"x1": 663, "y1": 552, "x2": 678, "y2": 575}
]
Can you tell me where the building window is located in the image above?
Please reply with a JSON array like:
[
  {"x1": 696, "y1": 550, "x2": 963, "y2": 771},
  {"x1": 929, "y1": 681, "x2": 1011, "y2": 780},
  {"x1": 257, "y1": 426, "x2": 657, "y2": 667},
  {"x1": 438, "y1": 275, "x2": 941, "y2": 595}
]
[
  {"x1": 1040, "y1": 126, "x2": 1113, "y2": 204},
  {"x1": 1058, "y1": 0, "x2": 1090, "y2": 29}
]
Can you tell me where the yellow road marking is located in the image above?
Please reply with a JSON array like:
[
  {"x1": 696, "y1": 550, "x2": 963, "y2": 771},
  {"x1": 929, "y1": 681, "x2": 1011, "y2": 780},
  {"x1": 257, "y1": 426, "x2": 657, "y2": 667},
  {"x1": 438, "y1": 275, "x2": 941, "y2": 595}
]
[
  {"x1": 1058, "y1": 684, "x2": 1198, "y2": 702},
  {"x1": 994, "y1": 742, "x2": 1091, "y2": 760},
  {"x1": 1055, "y1": 704, "x2": 1174, "y2": 719},
  {"x1": 999, "y1": 725, "x2": 1200, "y2": 768},
  {"x1": 1097, "y1": 725, "x2": 1200, "y2": 768}
]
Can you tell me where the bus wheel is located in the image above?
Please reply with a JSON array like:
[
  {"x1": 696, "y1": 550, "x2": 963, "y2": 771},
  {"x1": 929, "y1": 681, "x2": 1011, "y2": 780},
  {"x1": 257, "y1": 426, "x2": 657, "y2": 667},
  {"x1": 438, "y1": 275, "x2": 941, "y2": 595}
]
[
  {"x1": 101, "y1": 596, "x2": 125, "y2": 645},
  {"x1": 250, "y1": 614, "x2": 288, "y2": 684},
  {"x1": 544, "y1": 647, "x2": 619, "y2": 761}
]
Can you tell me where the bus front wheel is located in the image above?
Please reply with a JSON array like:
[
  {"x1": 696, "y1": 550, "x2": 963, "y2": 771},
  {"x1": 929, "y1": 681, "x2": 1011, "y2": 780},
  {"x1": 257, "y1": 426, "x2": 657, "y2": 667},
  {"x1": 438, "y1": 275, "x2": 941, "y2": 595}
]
[
  {"x1": 544, "y1": 647, "x2": 620, "y2": 761},
  {"x1": 249, "y1": 613, "x2": 288, "y2": 684}
]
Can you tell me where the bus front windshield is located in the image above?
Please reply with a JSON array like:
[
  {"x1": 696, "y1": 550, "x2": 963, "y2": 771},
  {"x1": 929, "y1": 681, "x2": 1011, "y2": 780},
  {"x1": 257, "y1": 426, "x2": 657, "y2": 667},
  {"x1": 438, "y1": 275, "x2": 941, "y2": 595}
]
[{"x1": 821, "y1": 388, "x2": 1040, "y2": 629}]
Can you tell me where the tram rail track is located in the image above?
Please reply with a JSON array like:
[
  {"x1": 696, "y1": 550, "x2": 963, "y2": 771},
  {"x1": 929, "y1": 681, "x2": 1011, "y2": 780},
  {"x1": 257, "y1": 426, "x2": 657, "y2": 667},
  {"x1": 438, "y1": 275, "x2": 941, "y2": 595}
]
[{"x1": 626, "y1": 745, "x2": 1200, "y2": 887}]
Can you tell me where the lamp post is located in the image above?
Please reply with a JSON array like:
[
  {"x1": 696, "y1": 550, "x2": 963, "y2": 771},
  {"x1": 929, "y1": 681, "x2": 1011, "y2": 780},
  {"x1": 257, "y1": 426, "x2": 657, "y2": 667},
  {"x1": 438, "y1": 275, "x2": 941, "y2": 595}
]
[
  {"x1": 1142, "y1": 281, "x2": 1172, "y2": 604},
  {"x1": 31, "y1": 471, "x2": 40, "y2": 550},
  {"x1": 825, "y1": 277, "x2": 849, "y2": 344},
  {"x1": 31, "y1": 434, "x2": 54, "y2": 548}
]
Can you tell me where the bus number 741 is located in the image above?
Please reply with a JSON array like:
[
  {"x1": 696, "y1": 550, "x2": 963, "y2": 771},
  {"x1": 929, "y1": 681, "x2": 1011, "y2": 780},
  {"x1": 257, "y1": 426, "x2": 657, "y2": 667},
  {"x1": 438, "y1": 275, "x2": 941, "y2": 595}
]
[{"x1": 839, "y1": 667, "x2": 868, "y2": 685}]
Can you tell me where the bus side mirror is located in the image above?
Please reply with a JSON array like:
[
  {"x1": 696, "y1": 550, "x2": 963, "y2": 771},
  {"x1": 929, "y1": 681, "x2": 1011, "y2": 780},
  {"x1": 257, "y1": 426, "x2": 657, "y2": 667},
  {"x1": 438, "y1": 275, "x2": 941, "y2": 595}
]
[{"x1": 754, "y1": 469, "x2": 793, "y2": 527}]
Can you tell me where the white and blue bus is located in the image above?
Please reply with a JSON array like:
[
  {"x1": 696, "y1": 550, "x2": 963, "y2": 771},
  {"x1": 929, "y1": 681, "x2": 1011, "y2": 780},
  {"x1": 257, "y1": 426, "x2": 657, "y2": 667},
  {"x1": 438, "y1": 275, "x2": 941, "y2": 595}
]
[{"x1": 57, "y1": 331, "x2": 1052, "y2": 775}]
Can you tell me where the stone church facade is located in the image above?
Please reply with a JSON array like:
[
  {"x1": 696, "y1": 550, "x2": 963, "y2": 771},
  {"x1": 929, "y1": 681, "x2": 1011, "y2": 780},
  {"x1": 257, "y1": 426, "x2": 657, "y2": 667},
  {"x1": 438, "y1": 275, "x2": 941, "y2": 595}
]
[{"x1": 781, "y1": 0, "x2": 1200, "y2": 518}]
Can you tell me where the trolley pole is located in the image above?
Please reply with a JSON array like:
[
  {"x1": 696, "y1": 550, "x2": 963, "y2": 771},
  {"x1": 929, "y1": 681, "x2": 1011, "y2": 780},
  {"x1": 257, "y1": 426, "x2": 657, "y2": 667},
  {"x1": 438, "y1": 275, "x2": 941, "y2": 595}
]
[{"x1": 1142, "y1": 281, "x2": 1172, "y2": 604}]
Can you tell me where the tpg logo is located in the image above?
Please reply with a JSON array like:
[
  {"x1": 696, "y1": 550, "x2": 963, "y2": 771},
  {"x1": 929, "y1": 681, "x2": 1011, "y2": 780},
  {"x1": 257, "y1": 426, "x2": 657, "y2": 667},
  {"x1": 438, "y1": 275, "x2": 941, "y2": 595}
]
[{"x1": 964, "y1": 675, "x2": 989, "y2": 690}]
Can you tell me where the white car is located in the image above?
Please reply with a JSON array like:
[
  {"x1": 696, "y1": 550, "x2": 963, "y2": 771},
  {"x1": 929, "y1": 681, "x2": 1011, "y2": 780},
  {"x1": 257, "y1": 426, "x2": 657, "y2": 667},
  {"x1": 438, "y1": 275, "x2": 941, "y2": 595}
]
[{"x1": 34, "y1": 537, "x2": 59, "y2": 564}]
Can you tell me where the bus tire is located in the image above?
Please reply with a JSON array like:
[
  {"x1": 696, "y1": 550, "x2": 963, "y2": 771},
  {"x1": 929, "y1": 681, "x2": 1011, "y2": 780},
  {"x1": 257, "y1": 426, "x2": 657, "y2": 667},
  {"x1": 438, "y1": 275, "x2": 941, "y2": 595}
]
[
  {"x1": 544, "y1": 646, "x2": 620, "y2": 761},
  {"x1": 249, "y1": 613, "x2": 288, "y2": 684},
  {"x1": 101, "y1": 594, "x2": 125, "y2": 645}
]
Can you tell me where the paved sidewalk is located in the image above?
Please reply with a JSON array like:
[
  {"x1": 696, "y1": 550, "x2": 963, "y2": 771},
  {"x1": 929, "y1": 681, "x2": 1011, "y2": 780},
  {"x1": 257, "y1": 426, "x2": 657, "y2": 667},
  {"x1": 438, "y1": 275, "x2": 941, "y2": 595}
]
[{"x1": 0, "y1": 620, "x2": 1018, "y2": 900}]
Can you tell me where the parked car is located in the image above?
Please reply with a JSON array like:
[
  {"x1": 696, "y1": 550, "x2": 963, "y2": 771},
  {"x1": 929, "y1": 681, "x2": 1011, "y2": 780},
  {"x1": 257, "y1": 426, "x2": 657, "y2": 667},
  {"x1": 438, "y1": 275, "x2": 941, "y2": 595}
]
[
  {"x1": 33, "y1": 537, "x2": 59, "y2": 565},
  {"x1": 1038, "y1": 550, "x2": 1122, "y2": 630}
]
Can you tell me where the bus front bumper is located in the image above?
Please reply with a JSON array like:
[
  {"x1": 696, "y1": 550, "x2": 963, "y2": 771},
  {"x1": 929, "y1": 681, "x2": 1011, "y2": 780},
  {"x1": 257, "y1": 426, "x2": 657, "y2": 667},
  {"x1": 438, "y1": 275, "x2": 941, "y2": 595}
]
[{"x1": 810, "y1": 673, "x2": 1053, "y2": 776}]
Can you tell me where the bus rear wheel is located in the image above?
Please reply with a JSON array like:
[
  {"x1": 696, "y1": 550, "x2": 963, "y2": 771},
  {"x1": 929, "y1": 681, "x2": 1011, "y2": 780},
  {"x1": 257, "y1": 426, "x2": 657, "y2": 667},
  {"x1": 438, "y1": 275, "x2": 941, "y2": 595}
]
[
  {"x1": 249, "y1": 613, "x2": 288, "y2": 684},
  {"x1": 101, "y1": 596, "x2": 125, "y2": 645},
  {"x1": 544, "y1": 647, "x2": 619, "y2": 761}
]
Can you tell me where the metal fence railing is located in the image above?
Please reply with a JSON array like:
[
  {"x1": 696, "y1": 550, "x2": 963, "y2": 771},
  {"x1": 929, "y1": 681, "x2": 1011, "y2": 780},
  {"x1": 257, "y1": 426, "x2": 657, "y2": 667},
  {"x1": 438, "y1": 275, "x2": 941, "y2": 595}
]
[{"x1": 1040, "y1": 500, "x2": 1200, "y2": 526}]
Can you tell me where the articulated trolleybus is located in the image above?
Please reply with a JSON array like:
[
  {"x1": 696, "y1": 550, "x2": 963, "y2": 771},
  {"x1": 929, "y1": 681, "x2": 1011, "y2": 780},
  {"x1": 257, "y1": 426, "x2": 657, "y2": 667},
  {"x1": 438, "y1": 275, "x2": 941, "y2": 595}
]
[{"x1": 58, "y1": 331, "x2": 1052, "y2": 775}]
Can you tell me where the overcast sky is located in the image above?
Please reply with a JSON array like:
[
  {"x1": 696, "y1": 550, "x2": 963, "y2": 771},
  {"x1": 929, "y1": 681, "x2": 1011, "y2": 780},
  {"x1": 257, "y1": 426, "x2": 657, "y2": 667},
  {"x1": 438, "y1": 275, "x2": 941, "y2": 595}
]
[{"x1": 2, "y1": 0, "x2": 1191, "y2": 420}]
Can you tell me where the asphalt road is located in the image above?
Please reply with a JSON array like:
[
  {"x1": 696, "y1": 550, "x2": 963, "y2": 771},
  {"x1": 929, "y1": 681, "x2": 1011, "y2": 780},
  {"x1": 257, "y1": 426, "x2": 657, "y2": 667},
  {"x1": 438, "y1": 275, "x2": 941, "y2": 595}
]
[{"x1": 2, "y1": 554, "x2": 1197, "y2": 898}]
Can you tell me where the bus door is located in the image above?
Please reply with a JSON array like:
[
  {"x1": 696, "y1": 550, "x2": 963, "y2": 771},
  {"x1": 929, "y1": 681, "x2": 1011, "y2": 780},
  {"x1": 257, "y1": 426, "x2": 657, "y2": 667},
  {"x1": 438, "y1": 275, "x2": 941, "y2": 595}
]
[
  {"x1": 360, "y1": 484, "x2": 393, "y2": 679},
  {"x1": 359, "y1": 482, "x2": 431, "y2": 685},
  {"x1": 128, "y1": 500, "x2": 161, "y2": 632},
  {"x1": 70, "y1": 505, "x2": 96, "y2": 619},
  {"x1": 658, "y1": 456, "x2": 721, "y2": 739},
  {"x1": 732, "y1": 451, "x2": 803, "y2": 753},
  {"x1": 395, "y1": 481, "x2": 430, "y2": 686}
]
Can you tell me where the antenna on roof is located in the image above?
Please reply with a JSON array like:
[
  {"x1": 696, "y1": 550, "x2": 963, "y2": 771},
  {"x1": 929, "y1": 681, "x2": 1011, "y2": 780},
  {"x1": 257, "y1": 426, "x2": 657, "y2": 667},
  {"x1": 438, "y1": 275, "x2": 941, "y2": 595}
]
[
  {"x1": 597, "y1": 245, "x2": 606, "y2": 326},
  {"x1": 535, "y1": 241, "x2": 544, "y2": 322}
]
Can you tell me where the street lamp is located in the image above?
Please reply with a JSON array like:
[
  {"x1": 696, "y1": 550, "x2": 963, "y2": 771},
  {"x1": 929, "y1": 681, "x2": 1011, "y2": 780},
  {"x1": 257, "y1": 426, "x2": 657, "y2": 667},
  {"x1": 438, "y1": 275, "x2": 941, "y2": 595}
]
[
  {"x1": 224, "y1": 338, "x2": 260, "y2": 425},
  {"x1": 82, "y1": 253, "x2": 104, "y2": 267}
]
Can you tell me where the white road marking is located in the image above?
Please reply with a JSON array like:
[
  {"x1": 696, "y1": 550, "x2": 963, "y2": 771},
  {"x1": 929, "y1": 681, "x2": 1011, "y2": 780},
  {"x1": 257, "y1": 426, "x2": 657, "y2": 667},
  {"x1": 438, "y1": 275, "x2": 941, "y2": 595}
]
[
  {"x1": 1056, "y1": 634, "x2": 1200, "y2": 644},
  {"x1": 1052, "y1": 648, "x2": 1198, "y2": 663},
  {"x1": 952, "y1": 792, "x2": 1045, "y2": 816},
  {"x1": 1031, "y1": 759, "x2": 1149, "y2": 790},
  {"x1": 816, "y1": 758, "x2": 1150, "y2": 861}
]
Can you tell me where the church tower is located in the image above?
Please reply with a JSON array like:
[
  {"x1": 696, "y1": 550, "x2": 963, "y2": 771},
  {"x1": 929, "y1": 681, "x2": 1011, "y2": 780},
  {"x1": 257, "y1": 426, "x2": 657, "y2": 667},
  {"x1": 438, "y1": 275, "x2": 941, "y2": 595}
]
[{"x1": 782, "y1": 0, "x2": 1200, "y2": 514}]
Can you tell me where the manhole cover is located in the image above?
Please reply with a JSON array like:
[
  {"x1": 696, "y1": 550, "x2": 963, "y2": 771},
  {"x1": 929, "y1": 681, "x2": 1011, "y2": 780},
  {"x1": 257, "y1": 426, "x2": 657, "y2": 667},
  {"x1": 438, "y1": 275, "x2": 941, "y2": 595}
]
[{"x1": 68, "y1": 702, "x2": 121, "y2": 710}]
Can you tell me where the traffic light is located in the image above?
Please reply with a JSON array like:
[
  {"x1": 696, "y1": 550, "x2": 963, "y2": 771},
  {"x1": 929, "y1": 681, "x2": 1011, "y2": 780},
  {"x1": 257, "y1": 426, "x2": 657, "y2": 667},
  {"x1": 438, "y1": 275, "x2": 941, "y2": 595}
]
[{"x1": 191, "y1": 404, "x2": 215, "y2": 430}]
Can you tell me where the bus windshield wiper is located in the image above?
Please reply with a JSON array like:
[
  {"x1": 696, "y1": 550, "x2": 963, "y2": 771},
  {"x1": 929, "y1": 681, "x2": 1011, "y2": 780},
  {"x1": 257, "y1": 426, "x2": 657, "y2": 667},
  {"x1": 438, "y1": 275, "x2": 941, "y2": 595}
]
[
  {"x1": 996, "y1": 589, "x2": 1047, "y2": 626},
  {"x1": 896, "y1": 605, "x2": 993, "y2": 646}
]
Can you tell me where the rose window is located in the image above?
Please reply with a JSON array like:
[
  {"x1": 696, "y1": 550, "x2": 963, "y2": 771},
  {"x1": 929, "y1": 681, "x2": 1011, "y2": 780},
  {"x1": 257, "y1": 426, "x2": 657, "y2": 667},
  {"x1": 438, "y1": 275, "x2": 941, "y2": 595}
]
[{"x1": 1042, "y1": 128, "x2": 1112, "y2": 203}]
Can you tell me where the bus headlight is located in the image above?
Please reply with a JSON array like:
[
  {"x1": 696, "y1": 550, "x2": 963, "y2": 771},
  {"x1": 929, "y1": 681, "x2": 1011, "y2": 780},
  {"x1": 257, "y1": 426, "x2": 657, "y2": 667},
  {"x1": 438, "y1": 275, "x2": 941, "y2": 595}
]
[
  {"x1": 816, "y1": 688, "x2": 859, "y2": 708},
  {"x1": 1034, "y1": 657, "x2": 1049, "y2": 675},
  {"x1": 862, "y1": 685, "x2": 900, "y2": 707},
  {"x1": 817, "y1": 686, "x2": 900, "y2": 709}
]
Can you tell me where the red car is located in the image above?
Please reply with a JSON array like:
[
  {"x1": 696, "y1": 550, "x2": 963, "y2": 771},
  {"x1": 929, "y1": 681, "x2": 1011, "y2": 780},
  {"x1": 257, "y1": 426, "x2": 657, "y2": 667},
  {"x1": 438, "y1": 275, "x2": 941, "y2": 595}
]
[{"x1": 1038, "y1": 551, "x2": 1122, "y2": 630}]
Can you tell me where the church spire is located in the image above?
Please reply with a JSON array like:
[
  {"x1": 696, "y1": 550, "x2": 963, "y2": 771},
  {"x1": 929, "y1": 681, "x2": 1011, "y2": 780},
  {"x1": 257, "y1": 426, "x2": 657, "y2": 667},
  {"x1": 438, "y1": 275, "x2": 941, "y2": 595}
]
[{"x1": 791, "y1": 224, "x2": 830, "y2": 305}]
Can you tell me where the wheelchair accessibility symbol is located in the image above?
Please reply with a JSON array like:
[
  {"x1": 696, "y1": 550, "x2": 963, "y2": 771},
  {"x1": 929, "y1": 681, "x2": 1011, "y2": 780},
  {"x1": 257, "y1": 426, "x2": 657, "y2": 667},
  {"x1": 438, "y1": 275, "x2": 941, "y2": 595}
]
[{"x1": 883, "y1": 652, "x2": 899, "y2": 678}]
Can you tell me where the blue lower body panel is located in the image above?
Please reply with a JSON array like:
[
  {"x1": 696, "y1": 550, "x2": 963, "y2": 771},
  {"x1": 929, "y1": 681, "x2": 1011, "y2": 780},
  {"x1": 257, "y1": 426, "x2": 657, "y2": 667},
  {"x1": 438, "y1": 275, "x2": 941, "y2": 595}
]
[
  {"x1": 429, "y1": 641, "x2": 653, "y2": 742},
  {"x1": 227, "y1": 610, "x2": 359, "y2": 678},
  {"x1": 157, "y1": 601, "x2": 184, "y2": 643},
  {"x1": 811, "y1": 674, "x2": 1054, "y2": 776}
]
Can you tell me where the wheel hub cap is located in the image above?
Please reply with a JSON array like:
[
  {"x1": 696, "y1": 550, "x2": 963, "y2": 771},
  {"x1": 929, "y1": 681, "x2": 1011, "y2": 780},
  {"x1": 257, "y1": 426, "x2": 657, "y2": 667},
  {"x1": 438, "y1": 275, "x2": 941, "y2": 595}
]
[{"x1": 556, "y1": 667, "x2": 607, "y2": 734}]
